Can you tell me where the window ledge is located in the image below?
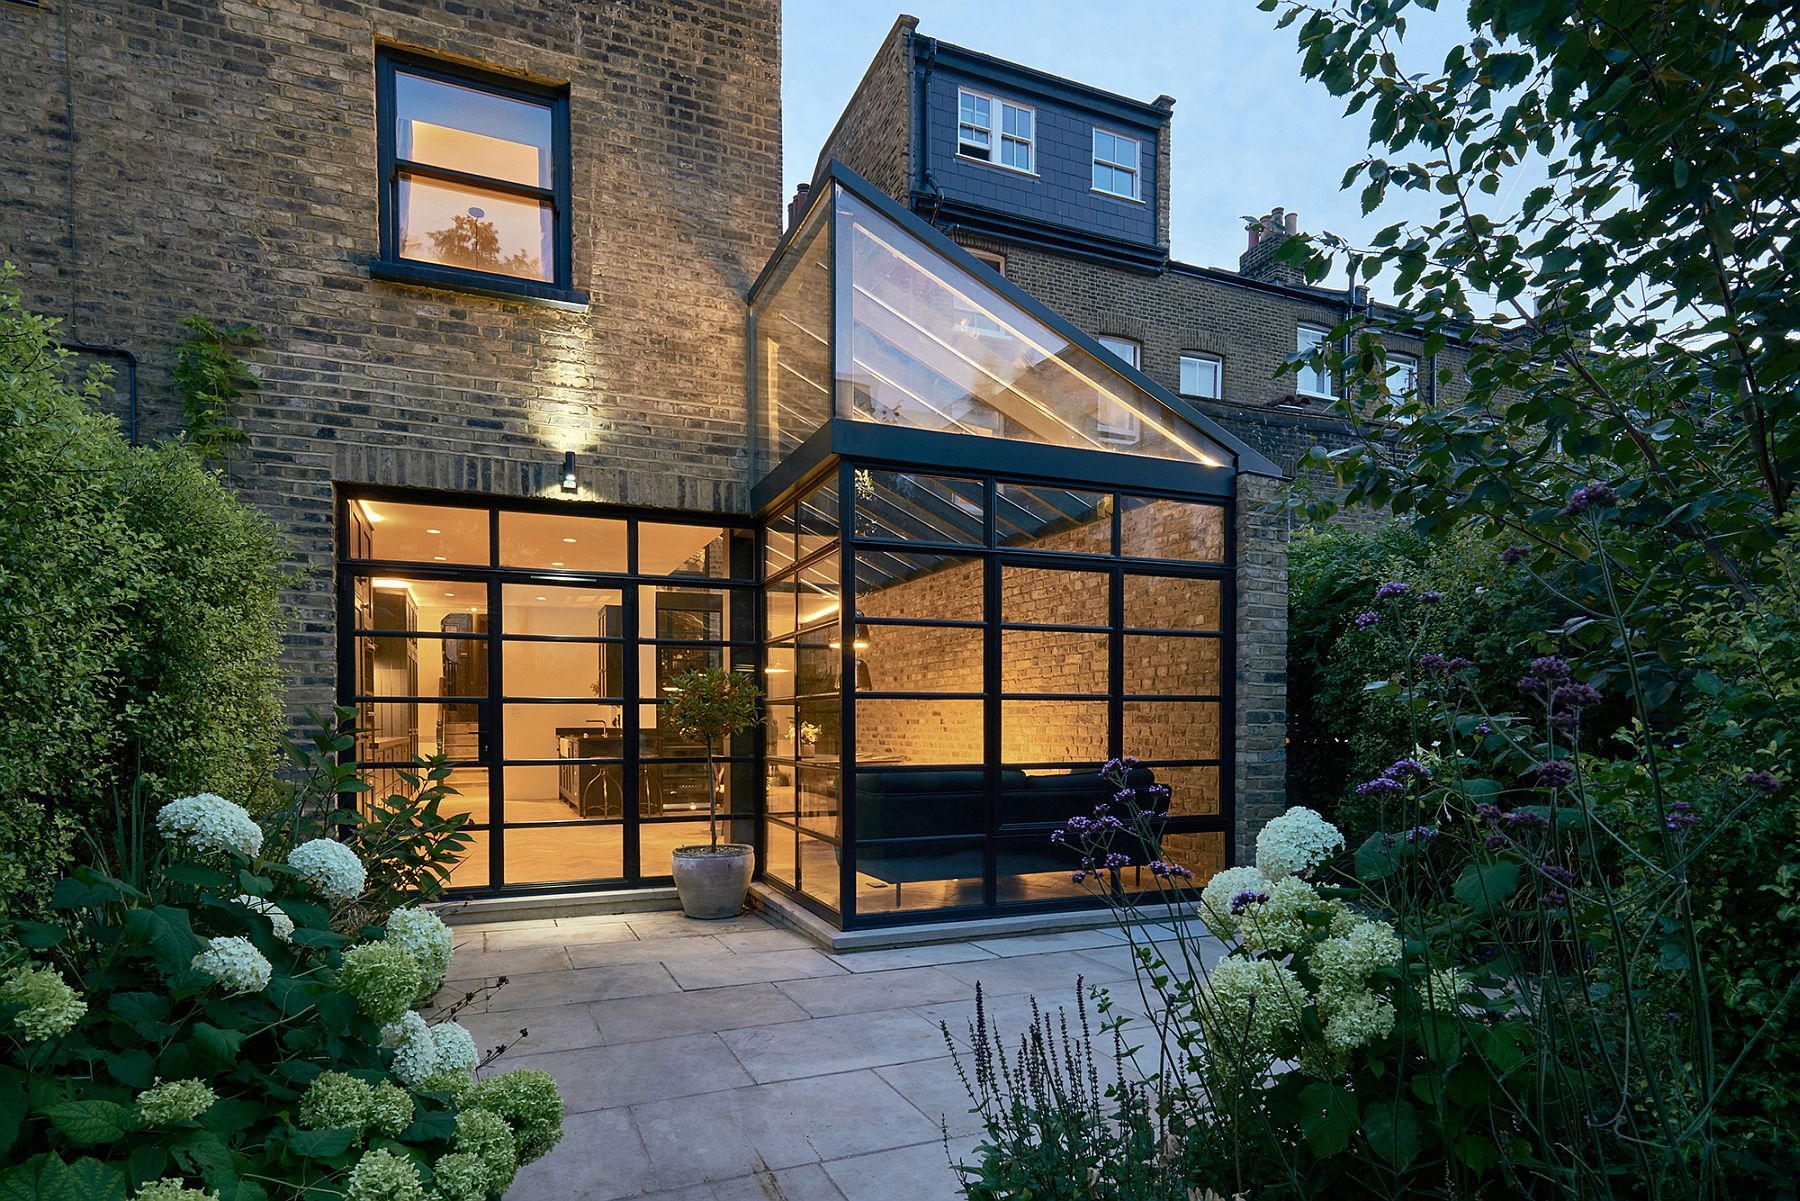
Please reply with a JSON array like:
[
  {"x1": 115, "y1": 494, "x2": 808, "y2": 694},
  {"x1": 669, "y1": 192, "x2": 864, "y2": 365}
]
[{"x1": 371, "y1": 259, "x2": 590, "y2": 311}]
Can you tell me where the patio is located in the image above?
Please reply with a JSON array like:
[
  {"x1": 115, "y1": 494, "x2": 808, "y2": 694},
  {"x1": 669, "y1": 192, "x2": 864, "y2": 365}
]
[{"x1": 439, "y1": 909, "x2": 1220, "y2": 1200}]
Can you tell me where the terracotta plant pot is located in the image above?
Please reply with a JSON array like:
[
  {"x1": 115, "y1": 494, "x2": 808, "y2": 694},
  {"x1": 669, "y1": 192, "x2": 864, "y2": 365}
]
[{"x1": 670, "y1": 844, "x2": 754, "y2": 920}]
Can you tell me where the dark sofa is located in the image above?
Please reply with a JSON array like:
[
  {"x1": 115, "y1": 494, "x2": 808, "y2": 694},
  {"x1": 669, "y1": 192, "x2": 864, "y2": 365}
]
[{"x1": 851, "y1": 766, "x2": 1165, "y2": 888}]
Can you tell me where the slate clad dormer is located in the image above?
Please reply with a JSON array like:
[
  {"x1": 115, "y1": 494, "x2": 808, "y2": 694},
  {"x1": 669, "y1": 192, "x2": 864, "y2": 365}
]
[{"x1": 914, "y1": 38, "x2": 1169, "y2": 267}]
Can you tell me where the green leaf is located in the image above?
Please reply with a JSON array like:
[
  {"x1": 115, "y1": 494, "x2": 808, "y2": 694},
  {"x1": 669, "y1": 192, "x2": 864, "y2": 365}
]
[
  {"x1": 1454, "y1": 1133, "x2": 1501, "y2": 1172},
  {"x1": 288, "y1": 1127, "x2": 357, "y2": 1158},
  {"x1": 0, "y1": 1068, "x2": 26, "y2": 1158},
  {"x1": 42, "y1": 1100, "x2": 132, "y2": 1146},
  {"x1": 109, "y1": 992, "x2": 172, "y2": 1037},
  {"x1": 189, "y1": 1024, "x2": 247, "y2": 1070},
  {"x1": 0, "y1": 1154, "x2": 127, "y2": 1201},
  {"x1": 122, "y1": 906, "x2": 202, "y2": 969},
  {"x1": 1453, "y1": 861, "x2": 1521, "y2": 914},
  {"x1": 1355, "y1": 832, "x2": 1406, "y2": 881},
  {"x1": 1298, "y1": 1082, "x2": 1359, "y2": 1157},
  {"x1": 1361, "y1": 1099, "x2": 1422, "y2": 1170}
]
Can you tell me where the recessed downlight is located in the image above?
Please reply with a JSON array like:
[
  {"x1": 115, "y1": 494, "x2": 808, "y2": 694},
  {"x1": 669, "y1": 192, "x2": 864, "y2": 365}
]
[
  {"x1": 561, "y1": 537, "x2": 578, "y2": 544},
  {"x1": 425, "y1": 528, "x2": 442, "y2": 535}
]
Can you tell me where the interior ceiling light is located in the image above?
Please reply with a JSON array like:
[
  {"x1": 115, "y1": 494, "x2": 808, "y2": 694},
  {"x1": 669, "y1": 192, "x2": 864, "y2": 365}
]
[
  {"x1": 561, "y1": 537, "x2": 578, "y2": 543},
  {"x1": 433, "y1": 555, "x2": 447, "y2": 561},
  {"x1": 425, "y1": 528, "x2": 442, "y2": 535}
]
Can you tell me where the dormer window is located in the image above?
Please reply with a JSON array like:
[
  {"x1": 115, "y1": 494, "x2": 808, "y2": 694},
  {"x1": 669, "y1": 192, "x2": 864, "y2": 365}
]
[
  {"x1": 1092, "y1": 128, "x2": 1141, "y2": 200},
  {"x1": 957, "y1": 88, "x2": 1035, "y2": 174}
]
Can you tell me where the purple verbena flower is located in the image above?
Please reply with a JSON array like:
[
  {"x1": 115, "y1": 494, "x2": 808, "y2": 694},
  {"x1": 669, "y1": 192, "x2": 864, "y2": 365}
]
[
  {"x1": 1518, "y1": 676, "x2": 1546, "y2": 697},
  {"x1": 1420, "y1": 590, "x2": 1445, "y2": 604},
  {"x1": 1071, "y1": 870, "x2": 1087, "y2": 884},
  {"x1": 1228, "y1": 888, "x2": 1270, "y2": 916},
  {"x1": 1532, "y1": 759, "x2": 1576, "y2": 788},
  {"x1": 1474, "y1": 722, "x2": 1493, "y2": 736},
  {"x1": 1564, "y1": 481, "x2": 1619, "y2": 515},
  {"x1": 1542, "y1": 889, "x2": 1569, "y2": 908},
  {"x1": 1404, "y1": 825, "x2": 1437, "y2": 843},
  {"x1": 1550, "y1": 711, "x2": 1578, "y2": 731},
  {"x1": 1500, "y1": 546, "x2": 1528, "y2": 566},
  {"x1": 1485, "y1": 832, "x2": 1510, "y2": 850},
  {"x1": 1474, "y1": 803, "x2": 1503, "y2": 822},
  {"x1": 1374, "y1": 581, "x2": 1411, "y2": 600},
  {"x1": 1541, "y1": 864, "x2": 1576, "y2": 886},
  {"x1": 1553, "y1": 682, "x2": 1601, "y2": 709},
  {"x1": 1504, "y1": 809, "x2": 1550, "y2": 830},
  {"x1": 1530, "y1": 656, "x2": 1572, "y2": 682},
  {"x1": 1102, "y1": 852, "x2": 1132, "y2": 870},
  {"x1": 1664, "y1": 801, "x2": 1701, "y2": 831},
  {"x1": 1100, "y1": 756, "x2": 1141, "y2": 786},
  {"x1": 1388, "y1": 759, "x2": 1431, "y2": 780},
  {"x1": 1355, "y1": 610, "x2": 1381, "y2": 630},
  {"x1": 1743, "y1": 771, "x2": 1781, "y2": 794},
  {"x1": 1355, "y1": 775, "x2": 1405, "y2": 796},
  {"x1": 1148, "y1": 860, "x2": 1194, "y2": 881}
]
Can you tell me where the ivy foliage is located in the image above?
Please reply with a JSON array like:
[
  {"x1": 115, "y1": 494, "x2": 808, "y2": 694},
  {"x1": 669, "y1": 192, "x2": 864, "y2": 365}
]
[{"x1": 0, "y1": 270, "x2": 286, "y2": 921}]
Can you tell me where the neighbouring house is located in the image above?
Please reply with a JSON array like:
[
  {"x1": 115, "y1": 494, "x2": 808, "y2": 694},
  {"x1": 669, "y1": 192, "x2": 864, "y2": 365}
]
[{"x1": 2, "y1": 0, "x2": 1311, "y2": 933}]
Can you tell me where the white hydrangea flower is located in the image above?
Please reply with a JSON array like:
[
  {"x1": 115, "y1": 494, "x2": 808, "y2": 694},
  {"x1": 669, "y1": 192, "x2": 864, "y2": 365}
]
[
  {"x1": 386, "y1": 908, "x2": 454, "y2": 994},
  {"x1": 156, "y1": 794, "x2": 264, "y2": 859},
  {"x1": 1197, "y1": 957, "x2": 1307, "y2": 1066},
  {"x1": 288, "y1": 838, "x2": 366, "y2": 903},
  {"x1": 1321, "y1": 988, "x2": 1396, "y2": 1053},
  {"x1": 382, "y1": 1010, "x2": 438, "y2": 1087},
  {"x1": 1311, "y1": 920, "x2": 1402, "y2": 994},
  {"x1": 1420, "y1": 967, "x2": 1470, "y2": 1014},
  {"x1": 1197, "y1": 865, "x2": 1273, "y2": 942},
  {"x1": 1254, "y1": 806, "x2": 1345, "y2": 879},
  {"x1": 232, "y1": 895, "x2": 294, "y2": 943},
  {"x1": 1236, "y1": 876, "x2": 1331, "y2": 955},
  {"x1": 192, "y1": 936, "x2": 272, "y2": 994},
  {"x1": 430, "y1": 1021, "x2": 479, "y2": 1074}
]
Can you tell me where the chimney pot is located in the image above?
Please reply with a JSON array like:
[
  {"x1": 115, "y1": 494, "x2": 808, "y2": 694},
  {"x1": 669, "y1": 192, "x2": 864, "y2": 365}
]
[
  {"x1": 1285, "y1": 211, "x2": 1299, "y2": 235},
  {"x1": 786, "y1": 182, "x2": 812, "y2": 231}
]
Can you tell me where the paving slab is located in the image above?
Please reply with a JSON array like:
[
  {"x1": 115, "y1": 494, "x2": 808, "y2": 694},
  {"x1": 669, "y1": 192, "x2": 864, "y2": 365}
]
[
  {"x1": 664, "y1": 949, "x2": 847, "y2": 991},
  {"x1": 591, "y1": 982, "x2": 810, "y2": 1045},
  {"x1": 872, "y1": 1057, "x2": 984, "y2": 1137},
  {"x1": 709, "y1": 1163, "x2": 847, "y2": 1201},
  {"x1": 820, "y1": 1136, "x2": 981, "y2": 1201},
  {"x1": 824, "y1": 943, "x2": 998, "y2": 973},
  {"x1": 773, "y1": 966, "x2": 974, "y2": 1019},
  {"x1": 507, "y1": 1105, "x2": 656, "y2": 1201},
  {"x1": 506, "y1": 1033, "x2": 756, "y2": 1112},
  {"x1": 485, "y1": 962, "x2": 679, "y2": 1012},
  {"x1": 718, "y1": 1009, "x2": 948, "y2": 1083}
]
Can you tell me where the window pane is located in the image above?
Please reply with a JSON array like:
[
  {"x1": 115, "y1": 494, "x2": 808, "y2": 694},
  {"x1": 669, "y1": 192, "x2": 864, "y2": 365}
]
[
  {"x1": 1145, "y1": 765, "x2": 1221, "y2": 817},
  {"x1": 501, "y1": 585, "x2": 624, "y2": 638},
  {"x1": 856, "y1": 769, "x2": 983, "y2": 839},
  {"x1": 1123, "y1": 634, "x2": 1221, "y2": 695},
  {"x1": 640, "y1": 764, "x2": 733, "y2": 821},
  {"x1": 998, "y1": 765, "x2": 1121, "y2": 828},
  {"x1": 503, "y1": 640, "x2": 622, "y2": 700},
  {"x1": 796, "y1": 552, "x2": 841, "y2": 631},
  {"x1": 855, "y1": 470, "x2": 984, "y2": 544},
  {"x1": 764, "y1": 813, "x2": 798, "y2": 886},
  {"x1": 1157, "y1": 831, "x2": 1227, "y2": 881},
  {"x1": 1119, "y1": 498, "x2": 1227, "y2": 563},
  {"x1": 502, "y1": 703, "x2": 624, "y2": 761},
  {"x1": 1123, "y1": 574, "x2": 1222, "y2": 631},
  {"x1": 995, "y1": 483, "x2": 1111, "y2": 555},
  {"x1": 856, "y1": 698, "x2": 984, "y2": 765},
  {"x1": 349, "y1": 499, "x2": 487, "y2": 565},
  {"x1": 996, "y1": 841, "x2": 1089, "y2": 904},
  {"x1": 394, "y1": 69, "x2": 553, "y2": 188},
  {"x1": 354, "y1": 699, "x2": 481, "y2": 763},
  {"x1": 641, "y1": 586, "x2": 738, "y2": 642},
  {"x1": 503, "y1": 763, "x2": 623, "y2": 822},
  {"x1": 498, "y1": 511, "x2": 627, "y2": 573},
  {"x1": 1001, "y1": 701, "x2": 1108, "y2": 763},
  {"x1": 640, "y1": 524, "x2": 733, "y2": 578},
  {"x1": 1000, "y1": 629, "x2": 1107, "y2": 694},
  {"x1": 862, "y1": 623, "x2": 984, "y2": 695},
  {"x1": 503, "y1": 823, "x2": 624, "y2": 885},
  {"x1": 1124, "y1": 700, "x2": 1220, "y2": 761},
  {"x1": 362, "y1": 765, "x2": 490, "y2": 825},
  {"x1": 835, "y1": 186, "x2": 1229, "y2": 466},
  {"x1": 752, "y1": 209, "x2": 833, "y2": 473},
  {"x1": 1002, "y1": 566, "x2": 1109, "y2": 628},
  {"x1": 765, "y1": 505, "x2": 797, "y2": 577},
  {"x1": 798, "y1": 832, "x2": 840, "y2": 912},
  {"x1": 447, "y1": 829, "x2": 490, "y2": 889},
  {"x1": 1180, "y1": 354, "x2": 1221, "y2": 400},
  {"x1": 856, "y1": 840, "x2": 984, "y2": 913},
  {"x1": 798, "y1": 764, "x2": 840, "y2": 838},
  {"x1": 794, "y1": 695, "x2": 842, "y2": 761},
  {"x1": 354, "y1": 577, "x2": 490, "y2": 631},
  {"x1": 398, "y1": 174, "x2": 552, "y2": 281},
  {"x1": 798, "y1": 478, "x2": 840, "y2": 559},
  {"x1": 354, "y1": 635, "x2": 486, "y2": 697},
  {"x1": 857, "y1": 553, "x2": 984, "y2": 623}
]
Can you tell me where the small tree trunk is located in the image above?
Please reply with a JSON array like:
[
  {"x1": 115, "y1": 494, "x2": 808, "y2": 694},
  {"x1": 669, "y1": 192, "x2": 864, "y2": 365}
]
[{"x1": 706, "y1": 736, "x2": 718, "y2": 849}]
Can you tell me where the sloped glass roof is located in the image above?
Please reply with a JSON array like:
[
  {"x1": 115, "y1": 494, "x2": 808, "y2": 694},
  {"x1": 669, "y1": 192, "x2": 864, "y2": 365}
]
[{"x1": 831, "y1": 186, "x2": 1229, "y2": 467}]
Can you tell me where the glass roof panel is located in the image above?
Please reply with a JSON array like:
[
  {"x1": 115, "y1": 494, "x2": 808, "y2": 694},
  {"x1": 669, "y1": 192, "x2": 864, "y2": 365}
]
[
  {"x1": 752, "y1": 204, "x2": 833, "y2": 476},
  {"x1": 832, "y1": 185, "x2": 1228, "y2": 467}
]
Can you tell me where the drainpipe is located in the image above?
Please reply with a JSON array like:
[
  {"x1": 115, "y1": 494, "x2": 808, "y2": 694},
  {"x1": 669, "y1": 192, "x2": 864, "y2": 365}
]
[
  {"x1": 914, "y1": 36, "x2": 943, "y2": 221},
  {"x1": 60, "y1": 339, "x2": 141, "y2": 445}
]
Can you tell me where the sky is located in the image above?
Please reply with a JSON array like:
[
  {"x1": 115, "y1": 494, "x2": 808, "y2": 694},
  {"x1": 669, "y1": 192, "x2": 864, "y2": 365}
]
[{"x1": 781, "y1": 0, "x2": 1477, "y2": 285}]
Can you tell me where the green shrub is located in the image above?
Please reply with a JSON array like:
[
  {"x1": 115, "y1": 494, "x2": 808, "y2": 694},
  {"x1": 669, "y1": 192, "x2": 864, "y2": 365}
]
[
  {"x1": 0, "y1": 271, "x2": 285, "y2": 919},
  {"x1": 0, "y1": 786, "x2": 562, "y2": 1201},
  {"x1": 1288, "y1": 526, "x2": 1559, "y2": 841}
]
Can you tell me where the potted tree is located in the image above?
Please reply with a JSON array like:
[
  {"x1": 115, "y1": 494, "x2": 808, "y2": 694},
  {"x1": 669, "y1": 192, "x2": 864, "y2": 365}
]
[{"x1": 663, "y1": 666, "x2": 763, "y2": 919}]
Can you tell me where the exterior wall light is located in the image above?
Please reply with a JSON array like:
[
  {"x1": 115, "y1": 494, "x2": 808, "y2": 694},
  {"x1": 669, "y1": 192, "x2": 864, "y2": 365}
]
[{"x1": 560, "y1": 450, "x2": 578, "y2": 493}]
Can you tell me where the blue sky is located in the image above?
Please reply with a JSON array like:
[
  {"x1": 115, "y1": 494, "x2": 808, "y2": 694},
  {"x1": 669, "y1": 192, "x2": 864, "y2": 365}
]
[{"x1": 782, "y1": 1, "x2": 1475, "y2": 283}]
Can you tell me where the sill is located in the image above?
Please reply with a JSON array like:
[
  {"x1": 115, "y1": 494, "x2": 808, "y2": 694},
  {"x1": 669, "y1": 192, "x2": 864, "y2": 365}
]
[
  {"x1": 1090, "y1": 186, "x2": 1145, "y2": 204},
  {"x1": 1178, "y1": 392, "x2": 1223, "y2": 403},
  {"x1": 371, "y1": 259, "x2": 590, "y2": 311},
  {"x1": 954, "y1": 152, "x2": 1040, "y2": 179}
]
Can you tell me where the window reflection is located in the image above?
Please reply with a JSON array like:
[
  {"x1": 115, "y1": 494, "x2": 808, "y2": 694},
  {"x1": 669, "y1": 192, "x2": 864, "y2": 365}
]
[{"x1": 752, "y1": 208, "x2": 833, "y2": 473}]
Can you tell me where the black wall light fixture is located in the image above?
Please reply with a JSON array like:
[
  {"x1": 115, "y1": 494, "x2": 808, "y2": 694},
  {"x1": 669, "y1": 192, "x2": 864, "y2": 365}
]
[{"x1": 560, "y1": 450, "x2": 578, "y2": 493}]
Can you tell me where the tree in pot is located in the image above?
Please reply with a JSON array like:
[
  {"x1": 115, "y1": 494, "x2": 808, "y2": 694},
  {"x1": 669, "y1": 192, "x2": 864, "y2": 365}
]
[{"x1": 663, "y1": 666, "x2": 763, "y2": 919}]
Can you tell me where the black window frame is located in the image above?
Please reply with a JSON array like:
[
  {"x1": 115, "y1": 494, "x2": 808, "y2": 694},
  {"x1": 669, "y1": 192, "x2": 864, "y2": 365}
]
[{"x1": 372, "y1": 48, "x2": 586, "y2": 308}]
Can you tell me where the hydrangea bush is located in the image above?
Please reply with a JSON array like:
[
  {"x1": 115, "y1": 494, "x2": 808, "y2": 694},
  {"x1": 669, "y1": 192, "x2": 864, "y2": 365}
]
[{"x1": 0, "y1": 790, "x2": 563, "y2": 1200}]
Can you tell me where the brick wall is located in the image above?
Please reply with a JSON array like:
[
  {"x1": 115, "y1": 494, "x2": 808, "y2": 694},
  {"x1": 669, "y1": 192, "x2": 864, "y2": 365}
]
[
  {"x1": 808, "y1": 14, "x2": 915, "y2": 198},
  {"x1": 0, "y1": 0, "x2": 782, "y2": 723},
  {"x1": 1234, "y1": 473, "x2": 1288, "y2": 856}
]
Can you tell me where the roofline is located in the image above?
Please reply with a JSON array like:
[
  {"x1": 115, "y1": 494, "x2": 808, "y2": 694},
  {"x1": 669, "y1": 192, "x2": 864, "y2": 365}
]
[
  {"x1": 808, "y1": 14, "x2": 920, "y2": 185},
  {"x1": 1167, "y1": 259, "x2": 1478, "y2": 345},
  {"x1": 916, "y1": 36, "x2": 1172, "y2": 130},
  {"x1": 813, "y1": 159, "x2": 1284, "y2": 478}
]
